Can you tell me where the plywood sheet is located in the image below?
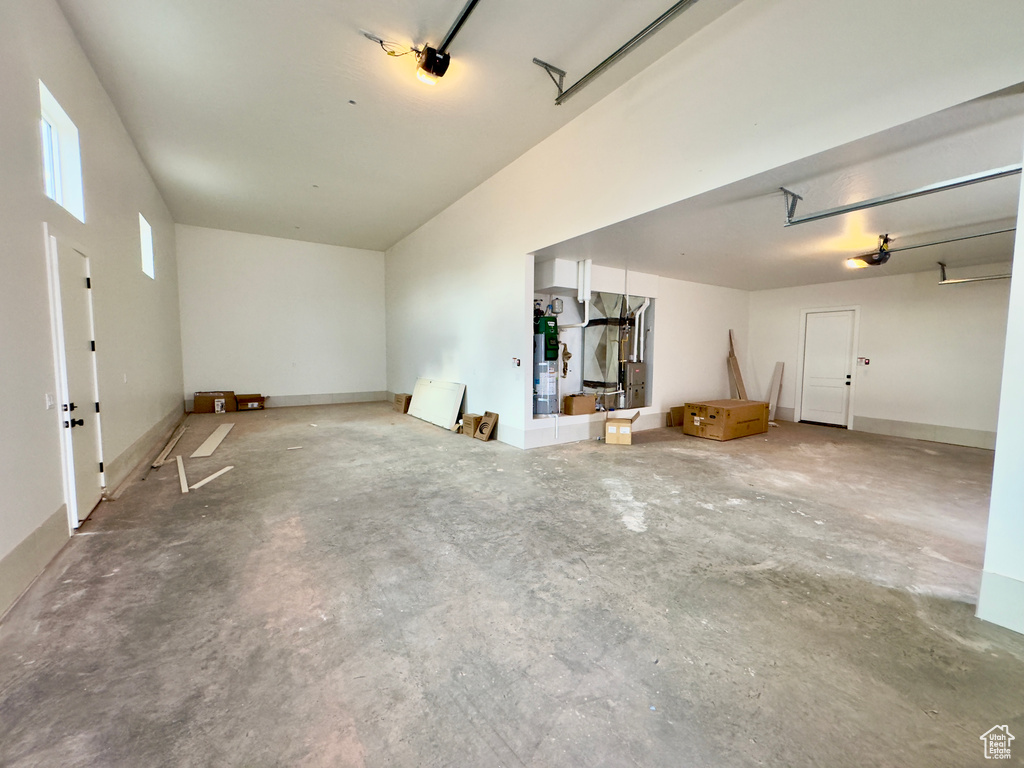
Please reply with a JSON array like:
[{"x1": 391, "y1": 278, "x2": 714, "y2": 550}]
[{"x1": 407, "y1": 378, "x2": 465, "y2": 430}]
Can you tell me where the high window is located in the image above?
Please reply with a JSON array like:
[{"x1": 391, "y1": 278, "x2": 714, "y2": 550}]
[
  {"x1": 39, "y1": 81, "x2": 85, "y2": 222},
  {"x1": 139, "y1": 214, "x2": 155, "y2": 279}
]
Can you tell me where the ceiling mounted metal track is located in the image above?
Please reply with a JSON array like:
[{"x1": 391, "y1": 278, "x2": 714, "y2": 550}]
[
  {"x1": 938, "y1": 253, "x2": 1013, "y2": 285},
  {"x1": 888, "y1": 227, "x2": 1016, "y2": 258},
  {"x1": 438, "y1": 0, "x2": 482, "y2": 53},
  {"x1": 534, "y1": 0, "x2": 702, "y2": 106},
  {"x1": 781, "y1": 164, "x2": 1023, "y2": 227}
]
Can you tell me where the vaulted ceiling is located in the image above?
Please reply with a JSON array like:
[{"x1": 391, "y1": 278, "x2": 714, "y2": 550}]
[
  {"x1": 57, "y1": 2, "x2": 1024, "y2": 289},
  {"x1": 56, "y1": 0, "x2": 742, "y2": 251}
]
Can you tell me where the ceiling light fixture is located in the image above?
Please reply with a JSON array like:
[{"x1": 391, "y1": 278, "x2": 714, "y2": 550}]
[
  {"x1": 363, "y1": 0, "x2": 481, "y2": 86},
  {"x1": 415, "y1": 46, "x2": 449, "y2": 84},
  {"x1": 844, "y1": 234, "x2": 892, "y2": 269},
  {"x1": 843, "y1": 226, "x2": 1016, "y2": 271}
]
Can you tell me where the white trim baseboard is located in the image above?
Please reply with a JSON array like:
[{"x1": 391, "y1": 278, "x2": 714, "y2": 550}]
[
  {"x1": 0, "y1": 505, "x2": 69, "y2": 619},
  {"x1": 853, "y1": 415, "x2": 995, "y2": 450},
  {"x1": 977, "y1": 570, "x2": 1024, "y2": 634}
]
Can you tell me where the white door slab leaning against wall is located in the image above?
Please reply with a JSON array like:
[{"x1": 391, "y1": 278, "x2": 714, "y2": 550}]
[
  {"x1": 799, "y1": 309, "x2": 857, "y2": 428},
  {"x1": 45, "y1": 230, "x2": 104, "y2": 528}
]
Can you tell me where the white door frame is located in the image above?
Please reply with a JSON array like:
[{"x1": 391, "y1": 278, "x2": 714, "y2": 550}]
[
  {"x1": 43, "y1": 223, "x2": 105, "y2": 530},
  {"x1": 794, "y1": 305, "x2": 860, "y2": 429}
]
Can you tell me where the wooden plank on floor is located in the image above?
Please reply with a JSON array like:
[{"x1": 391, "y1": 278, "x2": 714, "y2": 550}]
[
  {"x1": 152, "y1": 422, "x2": 189, "y2": 468},
  {"x1": 176, "y1": 455, "x2": 189, "y2": 494},
  {"x1": 189, "y1": 466, "x2": 234, "y2": 491},
  {"x1": 190, "y1": 424, "x2": 234, "y2": 458},
  {"x1": 767, "y1": 362, "x2": 784, "y2": 421}
]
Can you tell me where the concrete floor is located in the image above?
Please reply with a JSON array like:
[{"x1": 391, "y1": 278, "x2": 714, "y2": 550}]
[{"x1": 2, "y1": 403, "x2": 1023, "y2": 767}]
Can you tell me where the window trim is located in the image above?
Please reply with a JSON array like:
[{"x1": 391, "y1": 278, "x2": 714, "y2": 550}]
[{"x1": 39, "y1": 81, "x2": 85, "y2": 223}]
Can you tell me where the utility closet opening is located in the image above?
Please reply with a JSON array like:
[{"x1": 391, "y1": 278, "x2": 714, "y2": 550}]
[{"x1": 533, "y1": 281, "x2": 654, "y2": 419}]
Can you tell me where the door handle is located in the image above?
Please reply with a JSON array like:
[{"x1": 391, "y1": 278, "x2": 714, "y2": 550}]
[
  {"x1": 67, "y1": 418, "x2": 84, "y2": 428},
  {"x1": 63, "y1": 402, "x2": 78, "y2": 412},
  {"x1": 845, "y1": 381, "x2": 851, "y2": 386}
]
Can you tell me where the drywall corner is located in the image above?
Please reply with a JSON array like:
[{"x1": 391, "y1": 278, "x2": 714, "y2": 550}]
[{"x1": 103, "y1": 404, "x2": 184, "y2": 492}]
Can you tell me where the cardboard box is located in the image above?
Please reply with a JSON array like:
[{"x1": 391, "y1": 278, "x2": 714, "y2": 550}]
[
  {"x1": 668, "y1": 406, "x2": 688, "y2": 428},
  {"x1": 563, "y1": 394, "x2": 596, "y2": 415},
  {"x1": 394, "y1": 393, "x2": 412, "y2": 413},
  {"x1": 463, "y1": 413, "x2": 482, "y2": 436},
  {"x1": 474, "y1": 411, "x2": 498, "y2": 441},
  {"x1": 236, "y1": 394, "x2": 265, "y2": 410},
  {"x1": 682, "y1": 399, "x2": 769, "y2": 441},
  {"x1": 193, "y1": 391, "x2": 237, "y2": 414},
  {"x1": 605, "y1": 411, "x2": 640, "y2": 445}
]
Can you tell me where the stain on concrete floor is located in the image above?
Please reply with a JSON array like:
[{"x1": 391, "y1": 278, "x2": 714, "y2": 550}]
[{"x1": 1, "y1": 404, "x2": 1022, "y2": 767}]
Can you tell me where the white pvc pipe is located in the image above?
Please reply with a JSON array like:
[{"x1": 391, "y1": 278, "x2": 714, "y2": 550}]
[{"x1": 559, "y1": 259, "x2": 592, "y2": 330}]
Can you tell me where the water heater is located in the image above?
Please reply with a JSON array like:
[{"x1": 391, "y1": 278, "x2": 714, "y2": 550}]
[{"x1": 534, "y1": 333, "x2": 558, "y2": 415}]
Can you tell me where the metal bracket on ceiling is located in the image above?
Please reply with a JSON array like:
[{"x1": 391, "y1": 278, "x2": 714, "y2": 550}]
[
  {"x1": 780, "y1": 187, "x2": 802, "y2": 224},
  {"x1": 937, "y1": 260, "x2": 1012, "y2": 285},
  {"x1": 534, "y1": 0, "x2": 701, "y2": 106},
  {"x1": 533, "y1": 58, "x2": 566, "y2": 99}
]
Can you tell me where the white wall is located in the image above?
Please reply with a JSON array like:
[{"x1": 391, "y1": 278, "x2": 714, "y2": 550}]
[
  {"x1": 978, "y1": 182, "x2": 1024, "y2": 633},
  {"x1": 386, "y1": 0, "x2": 1024, "y2": 449},
  {"x1": 653, "y1": 277, "x2": 750, "y2": 409},
  {"x1": 0, "y1": 0, "x2": 183, "y2": 611},
  {"x1": 177, "y1": 225, "x2": 386, "y2": 405},
  {"x1": 747, "y1": 267, "x2": 1010, "y2": 447}
]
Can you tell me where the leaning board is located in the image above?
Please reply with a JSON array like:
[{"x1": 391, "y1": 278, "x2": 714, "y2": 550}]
[{"x1": 407, "y1": 378, "x2": 465, "y2": 431}]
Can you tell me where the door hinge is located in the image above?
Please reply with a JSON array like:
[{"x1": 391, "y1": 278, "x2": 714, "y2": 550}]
[
  {"x1": 99, "y1": 462, "x2": 104, "y2": 473},
  {"x1": 86, "y1": 277, "x2": 91, "y2": 289},
  {"x1": 95, "y1": 402, "x2": 100, "y2": 413},
  {"x1": 90, "y1": 340, "x2": 96, "y2": 351}
]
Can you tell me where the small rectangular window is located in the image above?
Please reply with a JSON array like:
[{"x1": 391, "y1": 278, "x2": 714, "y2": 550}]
[
  {"x1": 139, "y1": 214, "x2": 155, "y2": 279},
  {"x1": 39, "y1": 81, "x2": 84, "y2": 222}
]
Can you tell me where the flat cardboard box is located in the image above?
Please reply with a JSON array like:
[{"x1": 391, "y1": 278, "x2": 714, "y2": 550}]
[
  {"x1": 605, "y1": 411, "x2": 640, "y2": 445},
  {"x1": 563, "y1": 394, "x2": 596, "y2": 415},
  {"x1": 193, "y1": 391, "x2": 237, "y2": 414},
  {"x1": 682, "y1": 399, "x2": 769, "y2": 441},
  {"x1": 474, "y1": 411, "x2": 498, "y2": 441},
  {"x1": 394, "y1": 393, "x2": 412, "y2": 413},
  {"x1": 668, "y1": 406, "x2": 688, "y2": 428},
  {"x1": 463, "y1": 413, "x2": 482, "y2": 436},
  {"x1": 236, "y1": 394, "x2": 265, "y2": 410}
]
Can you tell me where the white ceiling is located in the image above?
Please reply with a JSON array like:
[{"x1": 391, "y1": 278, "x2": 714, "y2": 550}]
[
  {"x1": 535, "y1": 86, "x2": 1024, "y2": 291},
  {"x1": 56, "y1": 0, "x2": 742, "y2": 251}
]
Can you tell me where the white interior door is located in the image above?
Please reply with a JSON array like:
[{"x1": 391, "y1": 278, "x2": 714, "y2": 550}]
[
  {"x1": 53, "y1": 239, "x2": 104, "y2": 525},
  {"x1": 800, "y1": 310, "x2": 855, "y2": 426}
]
